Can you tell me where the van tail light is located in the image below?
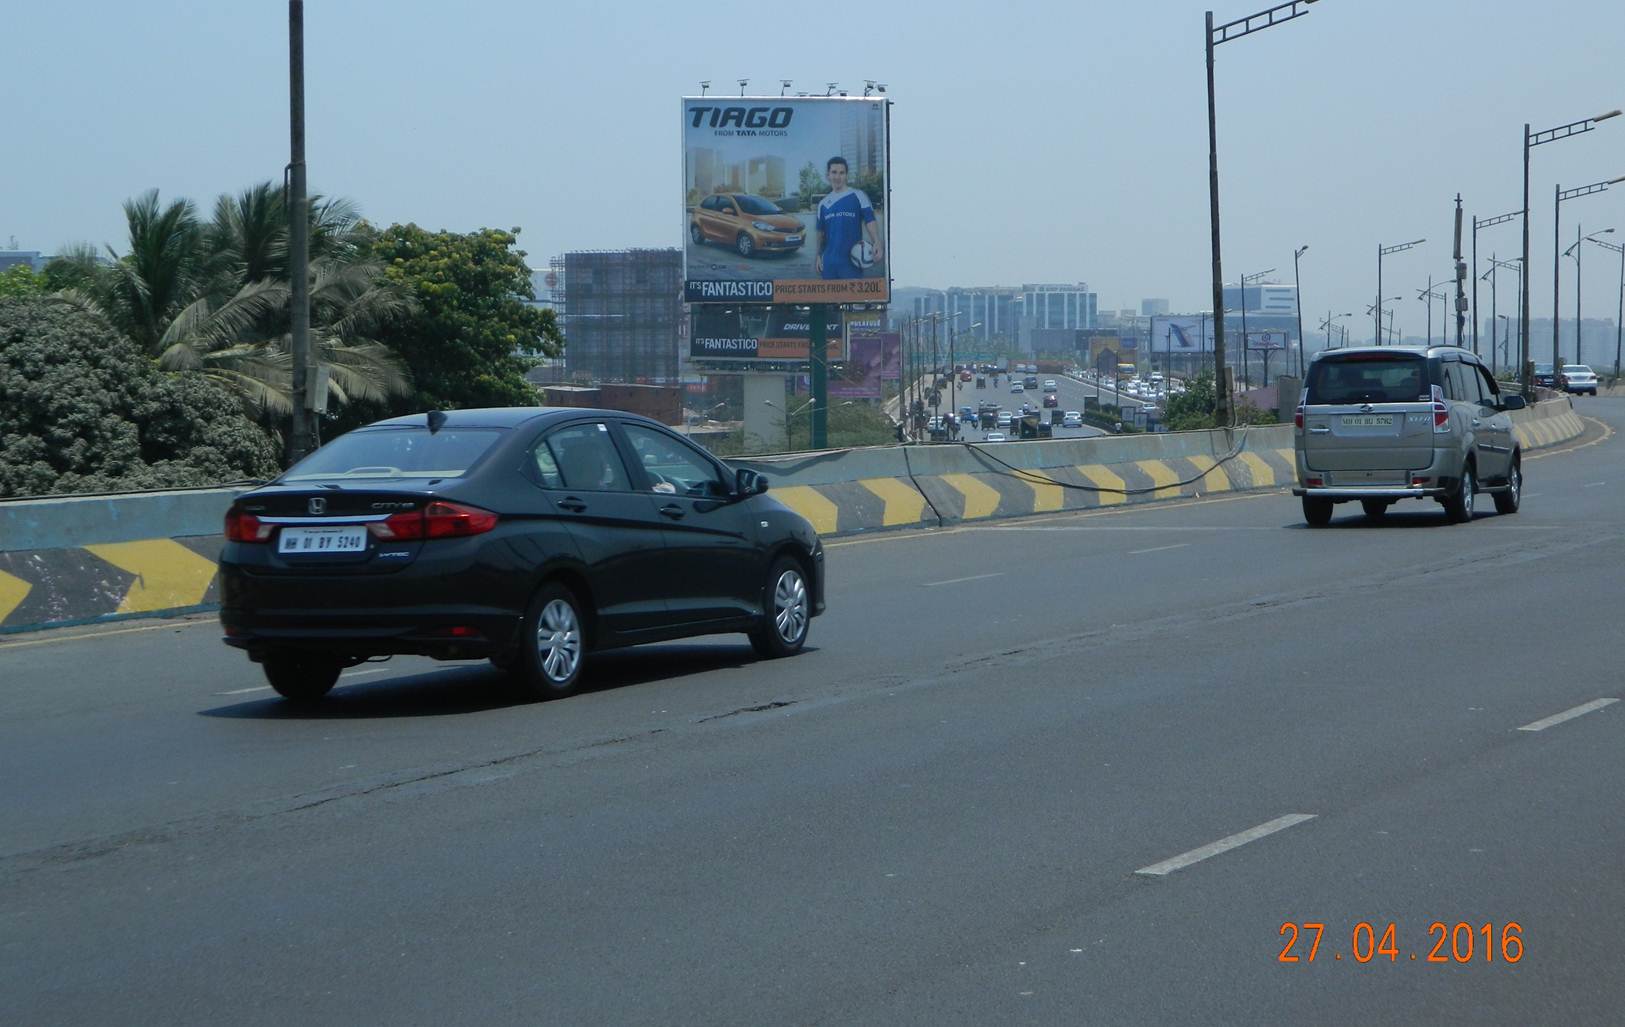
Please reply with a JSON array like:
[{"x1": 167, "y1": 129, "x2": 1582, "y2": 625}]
[
  {"x1": 1294, "y1": 405, "x2": 1305, "y2": 431},
  {"x1": 1431, "y1": 385, "x2": 1450, "y2": 432},
  {"x1": 368, "y1": 501, "x2": 498, "y2": 541},
  {"x1": 224, "y1": 508, "x2": 274, "y2": 543}
]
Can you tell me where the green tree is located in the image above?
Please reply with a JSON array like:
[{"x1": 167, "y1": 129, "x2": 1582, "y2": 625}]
[
  {"x1": 853, "y1": 169, "x2": 885, "y2": 209},
  {"x1": 0, "y1": 265, "x2": 44, "y2": 299},
  {"x1": 344, "y1": 224, "x2": 562, "y2": 423},
  {"x1": 0, "y1": 298, "x2": 280, "y2": 497},
  {"x1": 1162, "y1": 370, "x2": 1216, "y2": 431},
  {"x1": 796, "y1": 161, "x2": 825, "y2": 209}
]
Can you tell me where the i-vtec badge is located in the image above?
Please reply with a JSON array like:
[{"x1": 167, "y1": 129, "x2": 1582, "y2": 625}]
[{"x1": 371, "y1": 502, "x2": 415, "y2": 510}]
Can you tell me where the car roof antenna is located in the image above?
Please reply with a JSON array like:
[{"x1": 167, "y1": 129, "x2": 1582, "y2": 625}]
[{"x1": 427, "y1": 410, "x2": 447, "y2": 434}]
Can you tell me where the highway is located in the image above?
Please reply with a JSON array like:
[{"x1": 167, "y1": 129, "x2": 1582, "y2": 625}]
[
  {"x1": 3, "y1": 401, "x2": 1622, "y2": 1024},
  {"x1": 926, "y1": 370, "x2": 1150, "y2": 442}
]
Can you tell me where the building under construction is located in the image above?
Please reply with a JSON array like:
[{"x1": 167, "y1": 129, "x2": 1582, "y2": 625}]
[{"x1": 551, "y1": 249, "x2": 683, "y2": 384}]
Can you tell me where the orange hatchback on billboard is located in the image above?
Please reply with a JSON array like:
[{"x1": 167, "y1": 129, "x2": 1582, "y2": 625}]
[{"x1": 683, "y1": 96, "x2": 890, "y2": 306}]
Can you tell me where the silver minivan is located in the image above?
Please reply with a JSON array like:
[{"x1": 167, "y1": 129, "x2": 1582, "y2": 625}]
[{"x1": 1292, "y1": 346, "x2": 1526, "y2": 526}]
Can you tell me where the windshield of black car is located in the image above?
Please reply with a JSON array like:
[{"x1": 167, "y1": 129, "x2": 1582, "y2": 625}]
[
  {"x1": 1307, "y1": 357, "x2": 1427, "y2": 404},
  {"x1": 281, "y1": 427, "x2": 504, "y2": 481},
  {"x1": 734, "y1": 196, "x2": 783, "y2": 216}
]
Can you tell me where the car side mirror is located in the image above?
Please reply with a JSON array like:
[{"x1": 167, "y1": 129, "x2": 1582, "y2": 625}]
[
  {"x1": 735, "y1": 468, "x2": 770, "y2": 497},
  {"x1": 1499, "y1": 394, "x2": 1527, "y2": 411}
]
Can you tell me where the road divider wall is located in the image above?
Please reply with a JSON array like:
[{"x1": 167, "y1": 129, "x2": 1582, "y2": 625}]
[{"x1": 0, "y1": 400, "x2": 1592, "y2": 634}]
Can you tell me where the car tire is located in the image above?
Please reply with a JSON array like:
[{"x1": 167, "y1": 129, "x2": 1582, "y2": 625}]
[
  {"x1": 735, "y1": 233, "x2": 754, "y2": 258},
  {"x1": 689, "y1": 223, "x2": 704, "y2": 246},
  {"x1": 1444, "y1": 463, "x2": 1476, "y2": 524},
  {"x1": 748, "y1": 556, "x2": 811, "y2": 659},
  {"x1": 1302, "y1": 496, "x2": 1333, "y2": 527},
  {"x1": 1494, "y1": 457, "x2": 1521, "y2": 515},
  {"x1": 510, "y1": 582, "x2": 587, "y2": 699},
  {"x1": 1360, "y1": 499, "x2": 1389, "y2": 520},
  {"x1": 262, "y1": 651, "x2": 342, "y2": 703}
]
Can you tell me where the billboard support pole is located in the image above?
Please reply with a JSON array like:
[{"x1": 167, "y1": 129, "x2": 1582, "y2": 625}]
[{"x1": 809, "y1": 304, "x2": 828, "y2": 448}]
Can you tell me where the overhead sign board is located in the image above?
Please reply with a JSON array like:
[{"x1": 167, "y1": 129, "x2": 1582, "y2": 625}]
[
  {"x1": 683, "y1": 96, "x2": 890, "y2": 306},
  {"x1": 1245, "y1": 330, "x2": 1289, "y2": 351}
]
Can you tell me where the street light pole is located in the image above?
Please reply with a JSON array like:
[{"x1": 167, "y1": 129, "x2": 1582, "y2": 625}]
[
  {"x1": 1582, "y1": 235, "x2": 1625, "y2": 382},
  {"x1": 1522, "y1": 110, "x2": 1622, "y2": 395},
  {"x1": 1553, "y1": 178, "x2": 1623, "y2": 383},
  {"x1": 1566, "y1": 228, "x2": 1616, "y2": 366},
  {"x1": 1293, "y1": 244, "x2": 1308, "y2": 378},
  {"x1": 287, "y1": 0, "x2": 314, "y2": 461},
  {"x1": 1205, "y1": 0, "x2": 1320, "y2": 425},
  {"x1": 1377, "y1": 238, "x2": 1424, "y2": 345}
]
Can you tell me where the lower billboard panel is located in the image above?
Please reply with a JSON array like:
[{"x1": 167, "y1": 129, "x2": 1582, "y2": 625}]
[
  {"x1": 690, "y1": 306, "x2": 854, "y2": 362},
  {"x1": 829, "y1": 333, "x2": 900, "y2": 399}
]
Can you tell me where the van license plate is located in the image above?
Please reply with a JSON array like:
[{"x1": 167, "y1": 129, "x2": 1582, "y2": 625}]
[
  {"x1": 1341, "y1": 415, "x2": 1394, "y2": 427},
  {"x1": 278, "y1": 526, "x2": 369, "y2": 554}
]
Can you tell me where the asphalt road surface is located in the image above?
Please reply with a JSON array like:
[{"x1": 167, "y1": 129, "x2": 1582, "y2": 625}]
[{"x1": 3, "y1": 401, "x2": 1623, "y2": 1025}]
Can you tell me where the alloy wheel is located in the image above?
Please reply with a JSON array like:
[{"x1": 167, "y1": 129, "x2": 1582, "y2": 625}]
[
  {"x1": 535, "y1": 598, "x2": 581, "y2": 683},
  {"x1": 773, "y1": 570, "x2": 808, "y2": 644}
]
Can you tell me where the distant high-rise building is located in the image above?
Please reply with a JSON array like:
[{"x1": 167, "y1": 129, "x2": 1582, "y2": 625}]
[
  {"x1": 0, "y1": 251, "x2": 48, "y2": 273},
  {"x1": 558, "y1": 249, "x2": 683, "y2": 384},
  {"x1": 839, "y1": 101, "x2": 884, "y2": 177},
  {"x1": 1141, "y1": 298, "x2": 1170, "y2": 316},
  {"x1": 1022, "y1": 283, "x2": 1098, "y2": 332},
  {"x1": 1223, "y1": 284, "x2": 1296, "y2": 315},
  {"x1": 746, "y1": 156, "x2": 786, "y2": 198}
]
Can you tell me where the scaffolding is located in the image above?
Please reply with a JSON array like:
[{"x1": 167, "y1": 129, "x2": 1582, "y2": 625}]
[{"x1": 558, "y1": 248, "x2": 683, "y2": 384}]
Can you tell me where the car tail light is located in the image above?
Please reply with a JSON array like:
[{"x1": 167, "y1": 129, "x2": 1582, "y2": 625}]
[
  {"x1": 1305, "y1": 476, "x2": 1324, "y2": 487},
  {"x1": 1431, "y1": 385, "x2": 1450, "y2": 432},
  {"x1": 368, "y1": 501, "x2": 498, "y2": 540},
  {"x1": 224, "y1": 508, "x2": 274, "y2": 543},
  {"x1": 1294, "y1": 405, "x2": 1305, "y2": 431},
  {"x1": 1412, "y1": 476, "x2": 1428, "y2": 486}
]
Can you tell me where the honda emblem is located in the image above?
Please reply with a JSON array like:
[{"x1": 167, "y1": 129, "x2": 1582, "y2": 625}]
[{"x1": 308, "y1": 497, "x2": 326, "y2": 515}]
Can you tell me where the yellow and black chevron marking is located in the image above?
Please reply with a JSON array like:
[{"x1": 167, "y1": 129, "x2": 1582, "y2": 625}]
[
  {"x1": 770, "y1": 448, "x2": 1300, "y2": 536},
  {"x1": 1511, "y1": 409, "x2": 1584, "y2": 450},
  {"x1": 0, "y1": 537, "x2": 222, "y2": 633}
]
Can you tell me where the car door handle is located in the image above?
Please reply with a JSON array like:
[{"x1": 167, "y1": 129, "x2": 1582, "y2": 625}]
[
  {"x1": 1308, "y1": 427, "x2": 1331, "y2": 434},
  {"x1": 658, "y1": 504, "x2": 686, "y2": 520},
  {"x1": 557, "y1": 497, "x2": 587, "y2": 513}
]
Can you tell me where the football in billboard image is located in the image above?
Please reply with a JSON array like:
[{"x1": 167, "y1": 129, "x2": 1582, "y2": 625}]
[{"x1": 683, "y1": 97, "x2": 889, "y2": 305}]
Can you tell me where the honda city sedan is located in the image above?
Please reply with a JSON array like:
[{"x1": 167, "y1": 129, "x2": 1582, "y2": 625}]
[
  {"x1": 219, "y1": 408, "x2": 825, "y2": 702},
  {"x1": 689, "y1": 193, "x2": 805, "y2": 258},
  {"x1": 1560, "y1": 364, "x2": 1599, "y2": 395}
]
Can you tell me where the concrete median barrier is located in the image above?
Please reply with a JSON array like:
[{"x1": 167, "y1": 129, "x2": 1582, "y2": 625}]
[{"x1": 1510, "y1": 396, "x2": 1585, "y2": 450}]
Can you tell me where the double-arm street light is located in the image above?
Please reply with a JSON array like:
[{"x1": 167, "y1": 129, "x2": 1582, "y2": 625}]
[
  {"x1": 1563, "y1": 227, "x2": 1615, "y2": 365},
  {"x1": 1292, "y1": 244, "x2": 1309, "y2": 379},
  {"x1": 1418, "y1": 275, "x2": 1452, "y2": 346},
  {"x1": 1471, "y1": 209, "x2": 1521, "y2": 357},
  {"x1": 1581, "y1": 234, "x2": 1625, "y2": 380},
  {"x1": 1319, "y1": 311, "x2": 1353, "y2": 351},
  {"x1": 1552, "y1": 179, "x2": 1624, "y2": 376},
  {"x1": 1521, "y1": 110, "x2": 1622, "y2": 394},
  {"x1": 1366, "y1": 298, "x2": 1402, "y2": 343},
  {"x1": 1485, "y1": 256, "x2": 1524, "y2": 377},
  {"x1": 1377, "y1": 238, "x2": 1425, "y2": 344},
  {"x1": 1206, "y1": 0, "x2": 1322, "y2": 423}
]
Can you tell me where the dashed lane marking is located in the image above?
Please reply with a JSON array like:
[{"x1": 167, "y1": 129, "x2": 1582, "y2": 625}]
[
  {"x1": 922, "y1": 572, "x2": 1004, "y2": 588},
  {"x1": 1127, "y1": 543, "x2": 1190, "y2": 556},
  {"x1": 1136, "y1": 814, "x2": 1318, "y2": 877},
  {"x1": 1517, "y1": 698, "x2": 1618, "y2": 733}
]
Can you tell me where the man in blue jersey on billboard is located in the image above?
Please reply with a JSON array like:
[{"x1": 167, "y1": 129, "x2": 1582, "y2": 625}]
[{"x1": 814, "y1": 156, "x2": 883, "y2": 279}]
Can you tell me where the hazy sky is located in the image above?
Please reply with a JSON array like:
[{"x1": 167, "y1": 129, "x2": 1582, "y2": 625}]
[{"x1": 7, "y1": 0, "x2": 1625, "y2": 343}]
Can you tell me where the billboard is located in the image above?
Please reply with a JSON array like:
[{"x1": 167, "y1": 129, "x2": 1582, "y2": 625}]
[
  {"x1": 689, "y1": 305, "x2": 847, "y2": 361},
  {"x1": 683, "y1": 97, "x2": 889, "y2": 306},
  {"x1": 1244, "y1": 329, "x2": 1289, "y2": 351},
  {"x1": 830, "y1": 333, "x2": 901, "y2": 399},
  {"x1": 1158, "y1": 317, "x2": 1211, "y2": 352}
]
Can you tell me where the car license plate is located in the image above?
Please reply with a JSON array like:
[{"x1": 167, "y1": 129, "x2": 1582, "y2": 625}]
[
  {"x1": 277, "y1": 525, "x2": 369, "y2": 554},
  {"x1": 784, "y1": 235, "x2": 801, "y2": 244},
  {"x1": 1340, "y1": 414, "x2": 1394, "y2": 427}
]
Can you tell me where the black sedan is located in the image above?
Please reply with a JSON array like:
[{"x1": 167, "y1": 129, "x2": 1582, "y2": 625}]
[{"x1": 219, "y1": 408, "x2": 825, "y2": 702}]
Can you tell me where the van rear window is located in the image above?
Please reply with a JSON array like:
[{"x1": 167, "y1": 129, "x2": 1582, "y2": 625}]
[{"x1": 1307, "y1": 358, "x2": 1427, "y2": 404}]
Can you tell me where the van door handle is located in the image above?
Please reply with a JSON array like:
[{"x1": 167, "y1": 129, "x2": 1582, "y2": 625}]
[
  {"x1": 557, "y1": 497, "x2": 587, "y2": 513},
  {"x1": 1308, "y1": 427, "x2": 1331, "y2": 434},
  {"x1": 658, "y1": 504, "x2": 686, "y2": 520}
]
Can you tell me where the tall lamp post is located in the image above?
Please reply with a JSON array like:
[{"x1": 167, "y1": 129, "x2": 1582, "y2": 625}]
[
  {"x1": 1582, "y1": 234, "x2": 1625, "y2": 382},
  {"x1": 1417, "y1": 275, "x2": 1451, "y2": 346},
  {"x1": 1521, "y1": 110, "x2": 1622, "y2": 396},
  {"x1": 1563, "y1": 227, "x2": 1615, "y2": 366},
  {"x1": 1487, "y1": 256, "x2": 1524, "y2": 379},
  {"x1": 1238, "y1": 267, "x2": 1273, "y2": 388},
  {"x1": 1377, "y1": 238, "x2": 1425, "y2": 344},
  {"x1": 1292, "y1": 244, "x2": 1309, "y2": 378},
  {"x1": 1319, "y1": 311, "x2": 1352, "y2": 351},
  {"x1": 1471, "y1": 209, "x2": 1521, "y2": 357},
  {"x1": 1365, "y1": 297, "x2": 1402, "y2": 343},
  {"x1": 1206, "y1": 0, "x2": 1323, "y2": 425},
  {"x1": 1496, "y1": 314, "x2": 1511, "y2": 371},
  {"x1": 1552, "y1": 178, "x2": 1624, "y2": 379}
]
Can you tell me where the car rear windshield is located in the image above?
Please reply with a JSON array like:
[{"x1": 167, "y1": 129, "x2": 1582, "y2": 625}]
[
  {"x1": 282, "y1": 427, "x2": 504, "y2": 481},
  {"x1": 1307, "y1": 356, "x2": 1428, "y2": 404},
  {"x1": 1564, "y1": 365, "x2": 1593, "y2": 374}
]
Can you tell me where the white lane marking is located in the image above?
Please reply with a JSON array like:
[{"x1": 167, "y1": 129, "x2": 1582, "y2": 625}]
[
  {"x1": 977, "y1": 525, "x2": 1276, "y2": 532},
  {"x1": 342, "y1": 667, "x2": 389, "y2": 678},
  {"x1": 1517, "y1": 698, "x2": 1619, "y2": 733},
  {"x1": 216, "y1": 685, "x2": 272, "y2": 696},
  {"x1": 0, "y1": 618, "x2": 215, "y2": 651},
  {"x1": 1583, "y1": 481, "x2": 1607, "y2": 489},
  {"x1": 922, "y1": 572, "x2": 1004, "y2": 587},
  {"x1": 1127, "y1": 543, "x2": 1190, "y2": 556},
  {"x1": 1135, "y1": 814, "x2": 1317, "y2": 877}
]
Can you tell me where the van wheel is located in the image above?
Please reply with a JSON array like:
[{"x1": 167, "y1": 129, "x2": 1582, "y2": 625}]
[
  {"x1": 511, "y1": 582, "x2": 587, "y2": 699},
  {"x1": 262, "y1": 651, "x2": 342, "y2": 703},
  {"x1": 748, "y1": 557, "x2": 810, "y2": 658},
  {"x1": 1302, "y1": 497, "x2": 1333, "y2": 527},
  {"x1": 1360, "y1": 499, "x2": 1389, "y2": 520},
  {"x1": 1494, "y1": 458, "x2": 1521, "y2": 515},
  {"x1": 735, "y1": 233, "x2": 755, "y2": 258},
  {"x1": 1444, "y1": 464, "x2": 1476, "y2": 524}
]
